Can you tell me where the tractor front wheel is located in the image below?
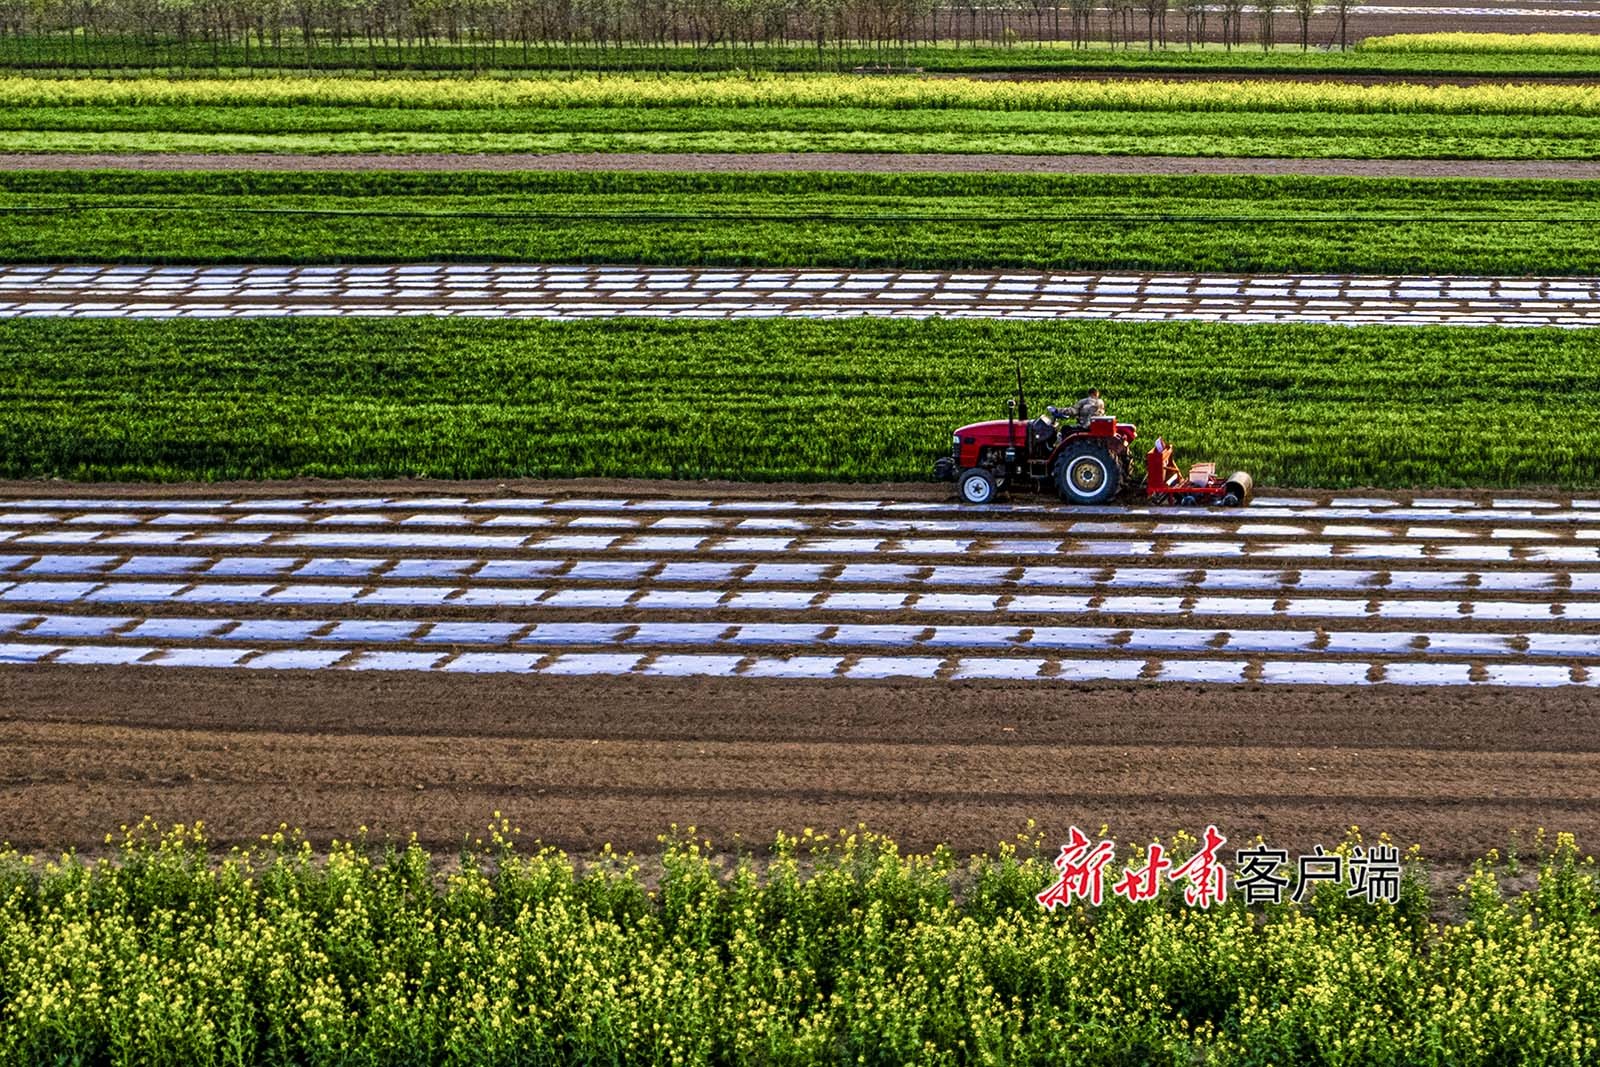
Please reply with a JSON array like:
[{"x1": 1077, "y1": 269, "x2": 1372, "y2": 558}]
[
  {"x1": 958, "y1": 468, "x2": 997, "y2": 505},
  {"x1": 1054, "y1": 443, "x2": 1122, "y2": 506}
]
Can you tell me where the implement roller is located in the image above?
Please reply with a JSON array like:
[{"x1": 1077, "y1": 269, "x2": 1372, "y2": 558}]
[{"x1": 1142, "y1": 438, "x2": 1253, "y2": 508}]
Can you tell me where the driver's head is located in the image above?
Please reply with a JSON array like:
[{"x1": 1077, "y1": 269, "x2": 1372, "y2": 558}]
[{"x1": 1088, "y1": 388, "x2": 1100, "y2": 398}]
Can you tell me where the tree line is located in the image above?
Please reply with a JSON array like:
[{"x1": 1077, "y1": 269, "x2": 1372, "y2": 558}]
[{"x1": 0, "y1": 0, "x2": 1360, "y2": 71}]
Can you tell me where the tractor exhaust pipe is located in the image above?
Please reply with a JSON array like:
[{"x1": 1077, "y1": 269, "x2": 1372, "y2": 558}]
[{"x1": 1222, "y1": 472, "x2": 1254, "y2": 507}]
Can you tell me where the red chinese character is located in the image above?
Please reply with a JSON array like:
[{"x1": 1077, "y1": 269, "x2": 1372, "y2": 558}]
[
  {"x1": 1037, "y1": 826, "x2": 1117, "y2": 909},
  {"x1": 1168, "y1": 825, "x2": 1229, "y2": 908},
  {"x1": 1112, "y1": 842, "x2": 1171, "y2": 903}
]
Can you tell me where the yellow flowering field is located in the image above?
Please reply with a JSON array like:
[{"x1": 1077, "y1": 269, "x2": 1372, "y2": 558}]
[
  {"x1": 1361, "y1": 34, "x2": 1600, "y2": 55},
  {"x1": 4, "y1": 75, "x2": 1600, "y2": 116},
  {"x1": 0, "y1": 820, "x2": 1596, "y2": 1065}
]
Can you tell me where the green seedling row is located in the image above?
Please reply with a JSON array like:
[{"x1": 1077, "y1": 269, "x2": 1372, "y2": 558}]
[
  {"x1": 5, "y1": 172, "x2": 1600, "y2": 276},
  {"x1": 2, "y1": 317, "x2": 1596, "y2": 488}
]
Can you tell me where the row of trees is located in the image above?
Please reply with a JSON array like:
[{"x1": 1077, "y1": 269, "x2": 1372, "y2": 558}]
[{"x1": 0, "y1": 0, "x2": 1361, "y2": 71}]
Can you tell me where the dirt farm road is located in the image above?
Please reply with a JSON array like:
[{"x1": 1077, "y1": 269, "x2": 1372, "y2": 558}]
[{"x1": 2, "y1": 482, "x2": 1599, "y2": 863}]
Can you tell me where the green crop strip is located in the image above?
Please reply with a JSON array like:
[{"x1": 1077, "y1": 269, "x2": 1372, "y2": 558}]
[
  {"x1": 8, "y1": 109, "x2": 1600, "y2": 159},
  {"x1": 5, "y1": 76, "x2": 1600, "y2": 158},
  {"x1": 0, "y1": 821, "x2": 1596, "y2": 1064},
  {"x1": 2, "y1": 317, "x2": 1595, "y2": 488},
  {"x1": 3, "y1": 172, "x2": 1598, "y2": 275}
]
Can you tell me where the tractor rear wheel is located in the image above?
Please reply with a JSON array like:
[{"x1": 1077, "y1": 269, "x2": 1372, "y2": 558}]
[{"x1": 1054, "y1": 442, "x2": 1122, "y2": 505}]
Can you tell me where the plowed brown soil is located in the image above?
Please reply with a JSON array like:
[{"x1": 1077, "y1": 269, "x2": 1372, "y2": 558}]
[{"x1": 4, "y1": 666, "x2": 1597, "y2": 867}]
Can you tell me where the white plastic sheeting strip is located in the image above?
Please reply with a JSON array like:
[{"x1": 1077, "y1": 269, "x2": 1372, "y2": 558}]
[
  {"x1": 7, "y1": 495, "x2": 1600, "y2": 522},
  {"x1": 6, "y1": 490, "x2": 1599, "y2": 690},
  {"x1": 1, "y1": 641, "x2": 1594, "y2": 686},
  {"x1": 2, "y1": 612, "x2": 1595, "y2": 664},
  {"x1": 6, "y1": 265, "x2": 1600, "y2": 327},
  {"x1": 7, "y1": 578, "x2": 1595, "y2": 623},
  {"x1": 8, "y1": 552, "x2": 1594, "y2": 598},
  {"x1": 6, "y1": 508, "x2": 1600, "y2": 539},
  {"x1": 12, "y1": 528, "x2": 1600, "y2": 565}
]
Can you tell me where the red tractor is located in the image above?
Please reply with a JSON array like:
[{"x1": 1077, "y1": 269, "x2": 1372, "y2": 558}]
[{"x1": 932, "y1": 373, "x2": 1252, "y2": 508}]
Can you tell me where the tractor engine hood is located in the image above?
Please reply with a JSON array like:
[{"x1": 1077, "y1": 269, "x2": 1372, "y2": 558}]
[
  {"x1": 954, "y1": 418, "x2": 1136, "y2": 443},
  {"x1": 952, "y1": 419, "x2": 1024, "y2": 445}
]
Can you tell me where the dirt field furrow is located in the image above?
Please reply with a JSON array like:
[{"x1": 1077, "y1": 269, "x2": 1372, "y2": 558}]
[{"x1": 9, "y1": 725, "x2": 1597, "y2": 801}]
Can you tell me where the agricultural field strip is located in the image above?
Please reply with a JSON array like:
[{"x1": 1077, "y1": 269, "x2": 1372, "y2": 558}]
[
  {"x1": 7, "y1": 266, "x2": 1597, "y2": 303},
  {"x1": 2, "y1": 266, "x2": 1598, "y2": 327},
  {"x1": 4, "y1": 506, "x2": 1600, "y2": 614},
  {"x1": 4, "y1": 495, "x2": 1597, "y2": 685},
  {"x1": 1354, "y1": 5, "x2": 1600, "y2": 12},
  {"x1": 14, "y1": 76, "x2": 1600, "y2": 113},
  {"x1": 3, "y1": 578, "x2": 1594, "y2": 621},
  {"x1": 7, "y1": 508, "x2": 1600, "y2": 556},
  {"x1": 20, "y1": 531, "x2": 1600, "y2": 566},
  {"x1": 10, "y1": 523, "x2": 1600, "y2": 555},
  {"x1": 9, "y1": 521, "x2": 1600, "y2": 546},
  {"x1": 0, "y1": 639, "x2": 1575, "y2": 687},
  {"x1": 8, "y1": 504, "x2": 1600, "y2": 537},
  {"x1": 3, "y1": 612, "x2": 1597, "y2": 659},
  {"x1": 23, "y1": 305, "x2": 1590, "y2": 327},
  {"x1": 0, "y1": 553, "x2": 1593, "y2": 596},
  {"x1": 0, "y1": 494, "x2": 1586, "y2": 514}
]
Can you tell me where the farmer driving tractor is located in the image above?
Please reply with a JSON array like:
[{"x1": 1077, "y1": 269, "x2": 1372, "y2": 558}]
[{"x1": 1071, "y1": 388, "x2": 1105, "y2": 427}]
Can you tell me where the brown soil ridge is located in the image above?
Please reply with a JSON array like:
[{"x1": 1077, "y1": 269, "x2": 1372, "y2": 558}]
[{"x1": 6, "y1": 152, "x2": 1600, "y2": 180}]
